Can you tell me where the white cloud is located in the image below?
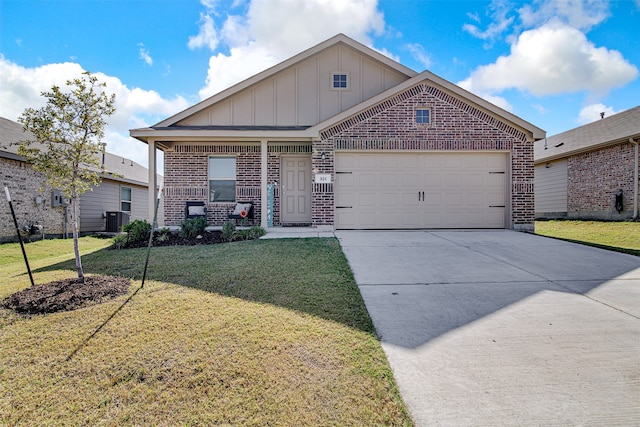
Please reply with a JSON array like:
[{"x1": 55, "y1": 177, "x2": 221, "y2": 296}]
[
  {"x1": 0, "y1": 56, "x2": 189, "y2": 167},
  {"x1": 406, "y1": 43, "x2": 432, "y2": 69},
  {"x1": 138, "y1": 43, "x2": 153, "y2": 66},
  {"x1": 193, "y1": 0, "x2": 387, "y2": 99},
  {"x1": 459, "y1": 22, "x2": 638, "y2": 97},
  {"x1": 518, "y1": 0, "x2": 610, "y2": 32},
  {"x1": 463, "y1": 0, "x2": 515, "y2": 42},
  {"x1": 577, "y1": 103, "x2": 616, "y2": 124},
  {"x1": 188, "y1": 13, "x2": 220, "y2": 51}
]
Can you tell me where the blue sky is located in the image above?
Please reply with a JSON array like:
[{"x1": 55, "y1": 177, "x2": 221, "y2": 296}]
[{"x1": 1, "y1": 0, "x2": 639, "y2": 167}]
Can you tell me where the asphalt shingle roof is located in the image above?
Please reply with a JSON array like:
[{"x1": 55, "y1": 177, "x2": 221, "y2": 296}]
[{"x1": 534, "y1": 106, "x2": 640, "y2": 163}]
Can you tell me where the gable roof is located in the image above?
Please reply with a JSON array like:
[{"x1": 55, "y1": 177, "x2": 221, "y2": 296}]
[
  {"x1": 131, "y1": 33, "x2": 544, "y2": 144},
  {"x1": 309, "y1": 68, "x2": 545, "y2": 141},
  {"x1": 535, "y1": 106, "x2": 640, "y2": 163},
  {"x1": 153, "y1": 33, "x2": 417, "y2": 128}
]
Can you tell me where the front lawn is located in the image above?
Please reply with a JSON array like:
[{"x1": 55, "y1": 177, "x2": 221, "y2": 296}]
[
  {"x1": 535, "y1": 220, "x2": 640, "y2": 256},
  {"x1": 0, "y1": 237, "x2": 412, "y2": 426}
]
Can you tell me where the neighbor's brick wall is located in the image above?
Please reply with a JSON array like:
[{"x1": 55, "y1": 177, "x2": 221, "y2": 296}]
[
  {"x1": 1, "y1": 157, "x2": 66, "y2": 242},
  {"x1": 567, "y1": 142, "x2": 638, "y2": 220},
  {"x1": 315, "y1": 82, "x2": 534, "y2": 230}
]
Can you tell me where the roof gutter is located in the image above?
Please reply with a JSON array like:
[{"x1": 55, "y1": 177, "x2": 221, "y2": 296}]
[{"x1": 630, "y1": 137, "x2": 639, "y2": 220}]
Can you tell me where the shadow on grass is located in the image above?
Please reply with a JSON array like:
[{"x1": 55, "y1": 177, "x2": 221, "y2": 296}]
[{"x1": 34, "y1": 238, "x2": 376, "y2": 335}]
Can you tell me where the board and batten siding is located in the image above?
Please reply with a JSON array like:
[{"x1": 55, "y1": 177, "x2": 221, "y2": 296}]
[
  {"x1": 79, "y1": 179, "x2": 151, "y2": 232},
  {"x1": 179, "y1": 43, "x2": 408, "y2": 127},
  {"x1": 534, "y1": 159, "x2": 568, "y2": 218}
]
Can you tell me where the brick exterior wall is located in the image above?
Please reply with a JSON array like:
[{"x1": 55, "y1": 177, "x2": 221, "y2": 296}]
[
  {"x1": 314, "y1": 82, "x2": 534, "y2": 231},
  {"x1": 567, "y1": 142, "x2": 638, "y2": 220},
  {"x1": 1, "y1": 157, "x2": 66, "y2": 242},
  {"x1": 163, "y1": 144, "x2": 312, "y2": 226}
]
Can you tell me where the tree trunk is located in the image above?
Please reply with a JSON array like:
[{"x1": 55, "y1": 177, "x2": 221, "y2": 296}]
[{"x1": 71, "y1": 194, "x2": 85, "y2": 282}]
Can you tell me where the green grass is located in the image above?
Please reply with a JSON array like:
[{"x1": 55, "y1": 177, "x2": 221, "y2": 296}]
[
  {"x1": 536, "y1": 220, "x2": 640, "y2": 256},
  {"x1": 0, "y1": 237, "x2": 413, "y2": 426}
]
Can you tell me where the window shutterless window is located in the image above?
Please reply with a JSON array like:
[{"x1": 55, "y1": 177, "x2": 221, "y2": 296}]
[
  {"x1": 416, "y1": 108, "x2": 430, "y2": 124},
  {"x1": 120, "y1": 186, "x2": 132, "y2": 212},
  {"x1": 208, "y1": 157, "x2": 236, "y2": 202}
]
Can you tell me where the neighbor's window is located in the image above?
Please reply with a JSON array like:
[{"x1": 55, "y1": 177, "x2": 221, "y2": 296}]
[
  {"x1": 209, "y1": 156, "x2": 236, "y2": 202},
  {"x1": 416, "y1": 108, "x2": 430, "y2": 124},
  {"x1": 120, "y1": 186, "x2": 132, "y2": 212},
  {"x1": 332, "y1": 72, "x2": 348, "y2": 89}
]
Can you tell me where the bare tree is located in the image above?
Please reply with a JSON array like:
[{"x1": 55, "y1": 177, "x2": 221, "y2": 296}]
[{"x1": 17, "y1": 72, "x2": 116, "y2": 283}]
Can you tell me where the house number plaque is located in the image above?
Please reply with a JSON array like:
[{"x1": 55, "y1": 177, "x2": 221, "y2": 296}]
[{"x1": 314, "y1": 174, "x2": 331, "y2": 184}]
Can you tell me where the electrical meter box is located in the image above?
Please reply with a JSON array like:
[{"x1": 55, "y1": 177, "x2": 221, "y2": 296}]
[{"x1": 51, "y1": 190, "x2": 70, "y2": 207}]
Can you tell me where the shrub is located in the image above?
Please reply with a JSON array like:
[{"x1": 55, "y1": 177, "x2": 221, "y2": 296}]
[
  {"x1": 112, "y1": 234, "x2": 128, "y2": 249},
  {"x1": 221, "y1": 221, "x2": 236, "y2": 242},
  {"x1": 180, "y1": 217, "x2": 207, "y2": 239},
  {"x1": 154, "y1": 227, "x2": 171, "y2": 243},
  {"x1": 122, "y1": 219, "x2": 152, "y2": 244},
  {"x1": 248, "y1": 226, "x2": 266, "y2": 240}
]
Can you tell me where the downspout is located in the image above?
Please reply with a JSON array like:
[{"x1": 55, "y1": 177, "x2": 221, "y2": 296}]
[{"x1": 630, "y1": 138, "x2": 639, "y2": 220}]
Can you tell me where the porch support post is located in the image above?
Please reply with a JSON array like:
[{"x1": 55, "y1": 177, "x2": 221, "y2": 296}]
[
  {"x1": 260, "y1": 139, "x2": 268, "y2": 228},
  {"x1": 148, "y1": 139, "x2": 157, "y2": 223}
]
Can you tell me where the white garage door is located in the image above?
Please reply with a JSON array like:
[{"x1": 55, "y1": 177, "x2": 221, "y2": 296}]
[{"x1": 335, "y1": 152, "x2": 508, "y2": 229}]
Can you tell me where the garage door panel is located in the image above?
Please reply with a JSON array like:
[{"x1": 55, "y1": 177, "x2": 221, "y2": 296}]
[
  {"x1": 423, "y1": 174, "x2": 442, "y2": 187},
  {"x1": 444, "y1": 174, "x2": 463, "y2": 187},
  {"x1": 358, "y1": 173, "x2": 377, "y2": 187},
  {"x1": 466, "y1": 193, "x2": 484, "y2": 206},
  {"x1": 358, "y1": 192, "x2": 377, "y2": 207},
  {"x1": 401, "y1": 173, "x2": 419, "y2": 187},
  {"x1": 380, "y1": 173, "x2": 398, "y2": 187},
  {"x1": 335, "y1": 152, "x2": 507, "y2": 229}
]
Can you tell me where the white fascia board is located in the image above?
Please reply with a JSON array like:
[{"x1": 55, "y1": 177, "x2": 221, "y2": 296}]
[{"x1": 129, "y1": 127, "x2": 318, "y2": 143}]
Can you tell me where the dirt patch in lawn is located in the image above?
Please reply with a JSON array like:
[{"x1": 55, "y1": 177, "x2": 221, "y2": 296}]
[{"x1": 2, "y1": 276, "x2": 130, "y2": 315}]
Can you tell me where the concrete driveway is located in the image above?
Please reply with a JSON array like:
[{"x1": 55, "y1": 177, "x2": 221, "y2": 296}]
[{"x1": 336, "y1": 230, "x2": 640, "y2": 426}]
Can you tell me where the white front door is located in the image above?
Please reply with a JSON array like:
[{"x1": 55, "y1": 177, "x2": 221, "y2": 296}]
[{"x1": 281, "y1": 156, "x2": 312, "y2": 224}]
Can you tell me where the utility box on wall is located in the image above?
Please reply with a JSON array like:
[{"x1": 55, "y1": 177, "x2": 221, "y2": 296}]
[
  {"x1": 51, "y1": 190, "x2": 70, "y2": 207},
  {"x1": 105, "y1": 211, "x2": 130, "y2": 232}
]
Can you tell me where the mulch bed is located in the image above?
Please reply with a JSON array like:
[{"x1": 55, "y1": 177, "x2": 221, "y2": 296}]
[
  {"x1": 2, "y1": 276, "x2": 130, "y2": 315},
  {"x1": 116, "y1": 230, "x2": 225, "y2": 249},
  {"x1": 3, "y1": 231, "x2": 234, "y2": 315}
]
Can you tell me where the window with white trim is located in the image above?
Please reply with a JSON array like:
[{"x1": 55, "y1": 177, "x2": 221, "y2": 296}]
[
  {"x1": 416, "y1": 108, "x2": 430, "y2": 124},
  {"x1": 331, "y1": 72, "x2": 348, "y2": 89},
  {"x1": 208, "y1": 156, "x2": 236, "y2": 202},
  {"x1": 120, "y1": 186, "x2": 132, "y2": 212}
]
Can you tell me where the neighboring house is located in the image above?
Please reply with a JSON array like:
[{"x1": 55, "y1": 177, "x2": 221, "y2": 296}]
[
  {"x1": 131, "y1": 34, "x2": 544, "y2": 232},
  {"x1": 80, "y1": 152, "x2": 164, "y2": 233},
  {"x1": 1, "y1": 117, "x2": 162, "y2": 243},
  {"x1": 534, "y1": 106, "x2": 640, "y2": 220},
  {"x1": 1, "y1": 117, "x2": 66, "y2": 242}
]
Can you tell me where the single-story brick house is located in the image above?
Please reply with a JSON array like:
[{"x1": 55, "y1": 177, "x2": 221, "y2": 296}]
[
  {"x1": 131, "y1": 34, "x2": 545, "y2": 232},
  {"x1": 79, "y1": 152, "x2": 164, "y2": 233},
  {"x1": 1, "y1": 117, "x2": 162, "y2": 242},
  {"x1": 534, "y1": 106, "x2": 639, "y2": 220},
  {"x1": 1, "y1": 117, "x2": 65, "y2": 242}
]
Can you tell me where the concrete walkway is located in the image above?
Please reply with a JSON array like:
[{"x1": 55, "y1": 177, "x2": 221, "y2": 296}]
[
  {"x1": 260, "y1": 226, "x2": 335, "y2": 239},
  {"x1": 336, "y1": 230, "x2": 640, "y2": 426}
]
